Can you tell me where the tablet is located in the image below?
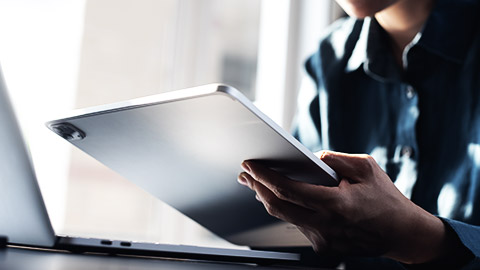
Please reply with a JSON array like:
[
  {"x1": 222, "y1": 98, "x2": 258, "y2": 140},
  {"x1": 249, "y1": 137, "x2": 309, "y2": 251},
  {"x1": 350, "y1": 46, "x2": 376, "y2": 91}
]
[{"x1": 46, "y1": 84, "x2": 338, "y2": 247}]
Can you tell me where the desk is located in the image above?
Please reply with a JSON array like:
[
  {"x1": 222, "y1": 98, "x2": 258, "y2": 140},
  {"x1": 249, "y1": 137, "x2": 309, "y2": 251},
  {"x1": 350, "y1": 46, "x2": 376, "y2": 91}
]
[{"x1": 0, "y1": 246, "x2": 329, "y2": 270}]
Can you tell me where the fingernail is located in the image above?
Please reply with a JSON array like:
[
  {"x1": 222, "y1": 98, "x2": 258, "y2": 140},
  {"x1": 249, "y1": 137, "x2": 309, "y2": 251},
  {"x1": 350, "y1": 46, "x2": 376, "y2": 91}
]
[
  {"x1": 255, "y1": 194, "x2": 262, "y2": 202},
  {"x1": 237, "y1": 174, "x2": 249, "y2": 186},
  {"x1": 241, "y1": 161, "x2": 251, "y2": 173},
  {"x1": 319, "y1": 151, "x2": 329, "y2": 160}
]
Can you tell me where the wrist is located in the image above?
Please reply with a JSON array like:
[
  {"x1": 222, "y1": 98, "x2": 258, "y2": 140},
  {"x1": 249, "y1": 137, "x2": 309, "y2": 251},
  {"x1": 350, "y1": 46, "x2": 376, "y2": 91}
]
[{"x1": 386, "y1": 203, "x2": 450, "y2": 264}]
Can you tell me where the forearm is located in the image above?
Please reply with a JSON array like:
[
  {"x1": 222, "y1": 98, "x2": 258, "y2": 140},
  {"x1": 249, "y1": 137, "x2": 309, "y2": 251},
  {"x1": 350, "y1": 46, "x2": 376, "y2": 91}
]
[
  {"x1": 385, "y1": 203, "x2": 454, "y2": 264},
  {"x1": 388, "y1": 206, "x2": 476, "y2": 268}
]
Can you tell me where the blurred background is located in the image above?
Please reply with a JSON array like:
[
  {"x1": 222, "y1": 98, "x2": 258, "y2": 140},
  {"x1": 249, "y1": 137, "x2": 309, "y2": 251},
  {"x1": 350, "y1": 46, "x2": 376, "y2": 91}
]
[{"x1": 0, "y1": 0, "x2": 343, "y2": 248}]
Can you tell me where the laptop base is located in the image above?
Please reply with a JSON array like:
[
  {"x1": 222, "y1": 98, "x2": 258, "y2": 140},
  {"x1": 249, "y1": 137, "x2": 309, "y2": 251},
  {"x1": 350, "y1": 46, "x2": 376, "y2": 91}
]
[{"x1": 54, "y1": 236, "x2": 301, "y2": 265}]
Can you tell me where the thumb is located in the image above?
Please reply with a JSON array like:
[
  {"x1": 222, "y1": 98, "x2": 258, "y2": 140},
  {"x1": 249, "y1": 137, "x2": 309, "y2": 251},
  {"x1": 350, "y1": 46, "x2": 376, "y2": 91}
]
[{"x1": 316, "y1": 150, "x2": 376, "y2": 181}]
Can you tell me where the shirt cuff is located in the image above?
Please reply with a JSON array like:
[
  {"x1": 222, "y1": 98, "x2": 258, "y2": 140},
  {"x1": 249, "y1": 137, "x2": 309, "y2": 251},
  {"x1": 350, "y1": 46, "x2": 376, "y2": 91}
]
[
  {"x1": 442, "y1": 218, "x2": 479, "y2": 253},
  {"x1": 435, "y1": 217, "x2": 478, "y2": 269}
]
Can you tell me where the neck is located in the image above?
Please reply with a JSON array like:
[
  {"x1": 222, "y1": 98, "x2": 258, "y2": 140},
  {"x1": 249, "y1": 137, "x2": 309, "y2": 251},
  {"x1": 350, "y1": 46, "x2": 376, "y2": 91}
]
[{"x1": 375, "y1": 0, "x2": 435, "y2": 66}]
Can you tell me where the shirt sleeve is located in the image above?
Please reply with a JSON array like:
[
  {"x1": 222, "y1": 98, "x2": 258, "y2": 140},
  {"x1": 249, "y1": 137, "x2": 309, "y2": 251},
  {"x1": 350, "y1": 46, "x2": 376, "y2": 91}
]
[
  {"x1": 442, "y1": 218, "x2": 480, "y2": 269},
  {"x1": 291, "y1": 73, "x2": 323, "y2": 151}
]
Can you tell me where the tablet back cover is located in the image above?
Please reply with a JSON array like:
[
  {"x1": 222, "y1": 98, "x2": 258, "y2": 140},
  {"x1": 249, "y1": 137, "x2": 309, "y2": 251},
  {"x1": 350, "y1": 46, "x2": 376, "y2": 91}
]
[{"x1": 46, "y1": 84, "x2": 337, "y2": 247}]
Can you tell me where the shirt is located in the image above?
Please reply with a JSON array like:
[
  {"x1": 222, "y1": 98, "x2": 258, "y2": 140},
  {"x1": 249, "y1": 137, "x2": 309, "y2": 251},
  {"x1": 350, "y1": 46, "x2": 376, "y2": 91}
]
[{"x1": 294, "y1": 0, "x2": 480, "y2": 268}]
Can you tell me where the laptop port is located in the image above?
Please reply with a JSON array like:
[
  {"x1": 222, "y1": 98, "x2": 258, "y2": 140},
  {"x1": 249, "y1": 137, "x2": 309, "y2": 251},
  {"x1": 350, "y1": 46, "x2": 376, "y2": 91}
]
[
  {"x1": 100, "y1": 240, "x2": 112, "y2": 245},
  {"x1": 120, "y1": 242, "x2": 132, "y2": 247}
]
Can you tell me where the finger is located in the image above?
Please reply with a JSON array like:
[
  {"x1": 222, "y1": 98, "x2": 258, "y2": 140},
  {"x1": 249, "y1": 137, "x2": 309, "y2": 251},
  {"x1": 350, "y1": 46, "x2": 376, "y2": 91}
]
[
  {"x1": 297, "y1": 226, "x2": 327, "y2": 254},
  {"x1": 316, "y1": 150, "x2": 377, "y2": 181},
  {"x1": 297, "y1": 224, "x2": 358, "y2": 257},
  {"x1": 240, "y1": 172, "x2": 318, "y2": 230},
  {"x1": 241, "y1": 161, "x2": 339, "y2": 210}
]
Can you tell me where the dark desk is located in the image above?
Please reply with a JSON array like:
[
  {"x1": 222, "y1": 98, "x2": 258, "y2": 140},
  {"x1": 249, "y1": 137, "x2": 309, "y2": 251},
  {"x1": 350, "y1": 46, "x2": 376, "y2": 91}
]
[{"x1": 0, "y1": 246, "x2": 329, "y2": 270}]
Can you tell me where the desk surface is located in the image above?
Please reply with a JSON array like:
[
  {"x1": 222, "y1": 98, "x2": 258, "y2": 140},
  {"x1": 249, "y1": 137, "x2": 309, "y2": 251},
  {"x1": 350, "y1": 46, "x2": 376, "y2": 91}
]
[{"x1": 0, "y1": 246, "x2": 328, "y2": 270}]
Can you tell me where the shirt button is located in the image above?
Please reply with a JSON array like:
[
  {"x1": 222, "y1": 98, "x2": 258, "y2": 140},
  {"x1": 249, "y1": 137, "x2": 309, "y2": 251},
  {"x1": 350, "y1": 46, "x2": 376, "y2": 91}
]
[
  {"x1": 406, "y1": 86, "x2": 416, "y2": 99},
  {"x1": 401, "y1": 146, "x2": 414, "y2": 158}
]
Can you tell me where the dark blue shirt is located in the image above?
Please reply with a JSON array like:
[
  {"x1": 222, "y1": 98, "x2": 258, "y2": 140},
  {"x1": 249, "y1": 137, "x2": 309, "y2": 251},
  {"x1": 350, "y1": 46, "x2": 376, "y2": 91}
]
[{"x1": 294, "y1": 0, "x2": 480, "y2": 267}]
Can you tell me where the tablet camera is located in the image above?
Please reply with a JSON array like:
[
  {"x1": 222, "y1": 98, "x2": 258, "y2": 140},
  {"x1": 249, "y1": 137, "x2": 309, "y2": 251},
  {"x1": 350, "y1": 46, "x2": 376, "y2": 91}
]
[{"x1": 50, "y1": 123, "x2": 86, "y2": 141}]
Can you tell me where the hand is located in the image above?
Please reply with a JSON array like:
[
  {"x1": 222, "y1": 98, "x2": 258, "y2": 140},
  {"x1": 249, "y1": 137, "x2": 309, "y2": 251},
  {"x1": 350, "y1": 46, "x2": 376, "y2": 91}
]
[{"x1": 238, "y1": 151, "x2": 453, "y2": 264}]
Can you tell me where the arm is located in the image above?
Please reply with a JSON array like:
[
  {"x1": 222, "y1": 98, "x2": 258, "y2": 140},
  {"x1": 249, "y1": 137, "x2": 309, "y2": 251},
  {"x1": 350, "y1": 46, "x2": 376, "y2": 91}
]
[{"x1": 238, "y1": 151, "x2": 477, "y2": 267}]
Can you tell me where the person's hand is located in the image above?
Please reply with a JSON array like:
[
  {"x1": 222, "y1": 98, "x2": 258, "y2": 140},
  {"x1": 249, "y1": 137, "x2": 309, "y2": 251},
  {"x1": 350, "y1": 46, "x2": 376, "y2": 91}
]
[{"x1": 237, "y1": 151, "x2": 453, "y2": 264}]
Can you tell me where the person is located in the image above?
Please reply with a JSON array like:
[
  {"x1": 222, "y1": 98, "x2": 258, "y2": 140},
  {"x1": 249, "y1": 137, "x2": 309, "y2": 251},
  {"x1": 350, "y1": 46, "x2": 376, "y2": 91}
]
[{"x1": 237, "y1": 0, "x2": 480, "y2": 268}]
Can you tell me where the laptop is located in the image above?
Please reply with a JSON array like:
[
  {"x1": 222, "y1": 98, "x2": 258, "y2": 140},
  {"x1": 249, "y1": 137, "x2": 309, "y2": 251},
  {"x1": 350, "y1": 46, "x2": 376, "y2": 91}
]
[
  {"x1": 44, "y1": 84, "x2": 339, "y2": 248},
  {"x1": 0, "y1": 66, "x2": 303, "y2": 264}
]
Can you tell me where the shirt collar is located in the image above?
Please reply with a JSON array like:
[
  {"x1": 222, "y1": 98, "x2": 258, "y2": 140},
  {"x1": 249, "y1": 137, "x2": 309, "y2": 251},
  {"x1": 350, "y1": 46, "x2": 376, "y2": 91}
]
[
  {"x1": 346, "y1": 17, "x2": 402, "y2": 82},
  {"x1": 345, "y1": 0, "x2": 480, "y2": 80},
  {"x1": 416, "y1": 0, "x2": 480, "y2": 64}
]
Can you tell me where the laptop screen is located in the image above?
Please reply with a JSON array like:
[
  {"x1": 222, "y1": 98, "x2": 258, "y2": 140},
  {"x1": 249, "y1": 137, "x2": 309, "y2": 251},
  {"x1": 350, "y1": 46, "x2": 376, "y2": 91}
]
[{"x1": 0, "y1": 66, "x2": 56, "y2": 247}]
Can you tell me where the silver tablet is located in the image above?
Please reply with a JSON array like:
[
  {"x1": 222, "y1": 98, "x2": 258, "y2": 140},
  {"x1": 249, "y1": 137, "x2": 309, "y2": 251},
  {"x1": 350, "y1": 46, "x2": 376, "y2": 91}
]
[{"x1": 46, "y1": 84, "x2": 338, "y2": 247}]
